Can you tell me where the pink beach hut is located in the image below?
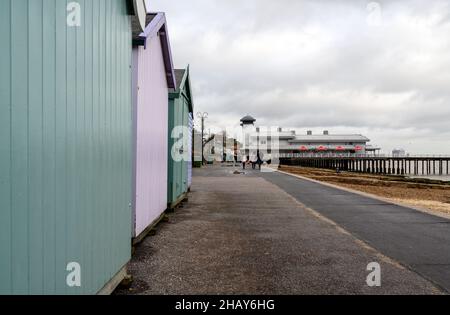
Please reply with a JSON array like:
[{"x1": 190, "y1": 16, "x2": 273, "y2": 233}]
[{"x1": 131, "y1": 12, "x2": 176, "y2": 242}]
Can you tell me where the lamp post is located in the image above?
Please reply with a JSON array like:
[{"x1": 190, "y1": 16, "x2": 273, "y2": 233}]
[{"x1": 197, "y1": 112, "x2": 208, "y2": 165}]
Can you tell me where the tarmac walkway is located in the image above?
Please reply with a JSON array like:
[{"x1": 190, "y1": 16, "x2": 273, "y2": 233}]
[
  {"x1": 116, "y1": 165, "x2": 443, "y2": 295},
  {"x1": 260, "y1": 169, "x2": 450, "y2": 293}
]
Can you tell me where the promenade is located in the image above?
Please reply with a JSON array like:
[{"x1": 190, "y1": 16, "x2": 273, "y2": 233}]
[{"x1": 116, "y1": 165, "x2": 444, "y2": 295}]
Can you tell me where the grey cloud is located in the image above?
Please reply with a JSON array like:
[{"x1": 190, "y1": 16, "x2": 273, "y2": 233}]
[{"x1": 151, "y1": 0, "x2": 450, "y2": 154}]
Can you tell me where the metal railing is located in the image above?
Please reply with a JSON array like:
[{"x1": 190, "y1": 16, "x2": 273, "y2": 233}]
[{"x1": 275, "y1": 153, "x2": 450, "y2": 159}]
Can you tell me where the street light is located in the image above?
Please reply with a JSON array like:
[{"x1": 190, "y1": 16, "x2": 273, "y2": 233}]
[{"x1": 197, "y1": 112, "x2": 208, "y2": 165}]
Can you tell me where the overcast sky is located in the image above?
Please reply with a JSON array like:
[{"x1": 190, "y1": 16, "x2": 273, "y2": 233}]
[{"x1": 149, "y1": 0, "x2": 450, "y2": 155}]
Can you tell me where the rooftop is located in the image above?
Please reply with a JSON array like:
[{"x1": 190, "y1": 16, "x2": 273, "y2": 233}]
[
  {"x1": 240, "y1": 115, "x2": 256, "y2": 124},
  {"x1": 288, "y1": 134, "x2": 370, "y2": 143},
  {"x1": 174, "y1": 69, "x2": 186, "y2": 90},
  {"x1": 131, "y1": 12, "x2": 176, "y2": 89},
  {"x1": 132, "y1": 13, "x2": 158, "y2": 39}
]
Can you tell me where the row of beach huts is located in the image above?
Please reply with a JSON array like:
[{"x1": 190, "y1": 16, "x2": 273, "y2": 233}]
[{"x1": 0, "y1": 1, "x2": 194, "y2": 294}]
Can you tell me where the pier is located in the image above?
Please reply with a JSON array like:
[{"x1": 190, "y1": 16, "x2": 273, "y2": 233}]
[{"x1": 280, "y1": 156, "x2": 450, "y2": 177}]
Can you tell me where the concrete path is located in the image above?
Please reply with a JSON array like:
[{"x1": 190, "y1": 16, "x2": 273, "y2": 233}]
[
  {"x1": 259, "y1": 170, "x2": 450, "y2": 293},
  {"x1": 116, "y1": 165, "x2": 443, "y2": 295}
]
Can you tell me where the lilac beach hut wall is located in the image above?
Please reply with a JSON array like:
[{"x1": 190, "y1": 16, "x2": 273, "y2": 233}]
[{"x1": 131, "y1": 13, "x2": 176, "y2": 242}]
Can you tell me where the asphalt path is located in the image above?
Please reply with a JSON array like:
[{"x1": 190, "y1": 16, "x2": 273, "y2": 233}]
[{"x1": 260, "y1": 170, "x2": 450, "y2": 292}]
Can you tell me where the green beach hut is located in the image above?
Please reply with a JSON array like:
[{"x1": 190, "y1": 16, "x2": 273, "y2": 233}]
[
  {"x1": 0, "y1": 0, "x2": 137, "y2": 295},
  {"x1": 168, "y1": 67, "x2": 194, "y2": 209}
]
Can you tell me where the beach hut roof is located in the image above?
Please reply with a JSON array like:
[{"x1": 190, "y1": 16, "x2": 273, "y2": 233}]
[
  {"x1": 170, "y1": 66, "x2": 194, "y2": 113},
  {"x1": 132, "y1": 13, "x2": 176, "y2": 88},
  {"x1": 174, "y1": 69, "x2": 187, "y2": 90}
]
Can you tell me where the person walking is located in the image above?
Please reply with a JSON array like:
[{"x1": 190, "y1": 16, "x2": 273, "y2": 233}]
[
  {"x1": 257, "y1": 150, "x2": 264, "y2": 170},
  {"x1": 250, "y1": 153, "x2": 257, "y2": 170},
  {"x1": 242, "y1": 155, "x2": 249, "y2": 170}
]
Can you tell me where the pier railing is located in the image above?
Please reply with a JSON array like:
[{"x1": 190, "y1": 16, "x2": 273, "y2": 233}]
[
  {"x1": 280, "y1": 156, "x2": 450, "y2": 176},
  {"x1": 275, "y1": 153, "x2": 450, "y2": 159}
]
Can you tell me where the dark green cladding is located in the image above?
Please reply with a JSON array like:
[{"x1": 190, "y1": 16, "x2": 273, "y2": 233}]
[
  {"x1": 0, "y1": 0, "x2": 132, "y2": 294},
  {"x1": 168, "y1": 97, "x2": 189, "y2": 205},
  {"x1": 168, "y1": 69, "x2": 193, "y2": 207}
]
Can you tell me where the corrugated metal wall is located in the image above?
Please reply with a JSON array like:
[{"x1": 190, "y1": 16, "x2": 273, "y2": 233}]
[
  {"x1": 188, "y1": 113, "x2": 194, "y2": 188},
  {"x1": 181, "y1": 101, "x2": 189, "y2": 191},
  {"x1": 168, "y1": 97, "x2": 182, "y2": 205},
  {"x1": 167, "y1": 98, "x2": 176, "y2": 204},
  {"x1": 132, "y1": 34, "x2": 169, "y2": 237},
  {"x1": 0, "y1": 0, "x2": 132, "y2": 294}
]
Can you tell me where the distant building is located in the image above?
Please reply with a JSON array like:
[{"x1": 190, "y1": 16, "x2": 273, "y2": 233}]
[
  {"x1": 240, "y1": 115, "x2": 257, "y2": 127},
  {"x1": 241, "y1": 116, "x2": 381, "y2": 157},
  {"x1": 241, "y1": 115, "x2": 257, "y2": 158}
]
